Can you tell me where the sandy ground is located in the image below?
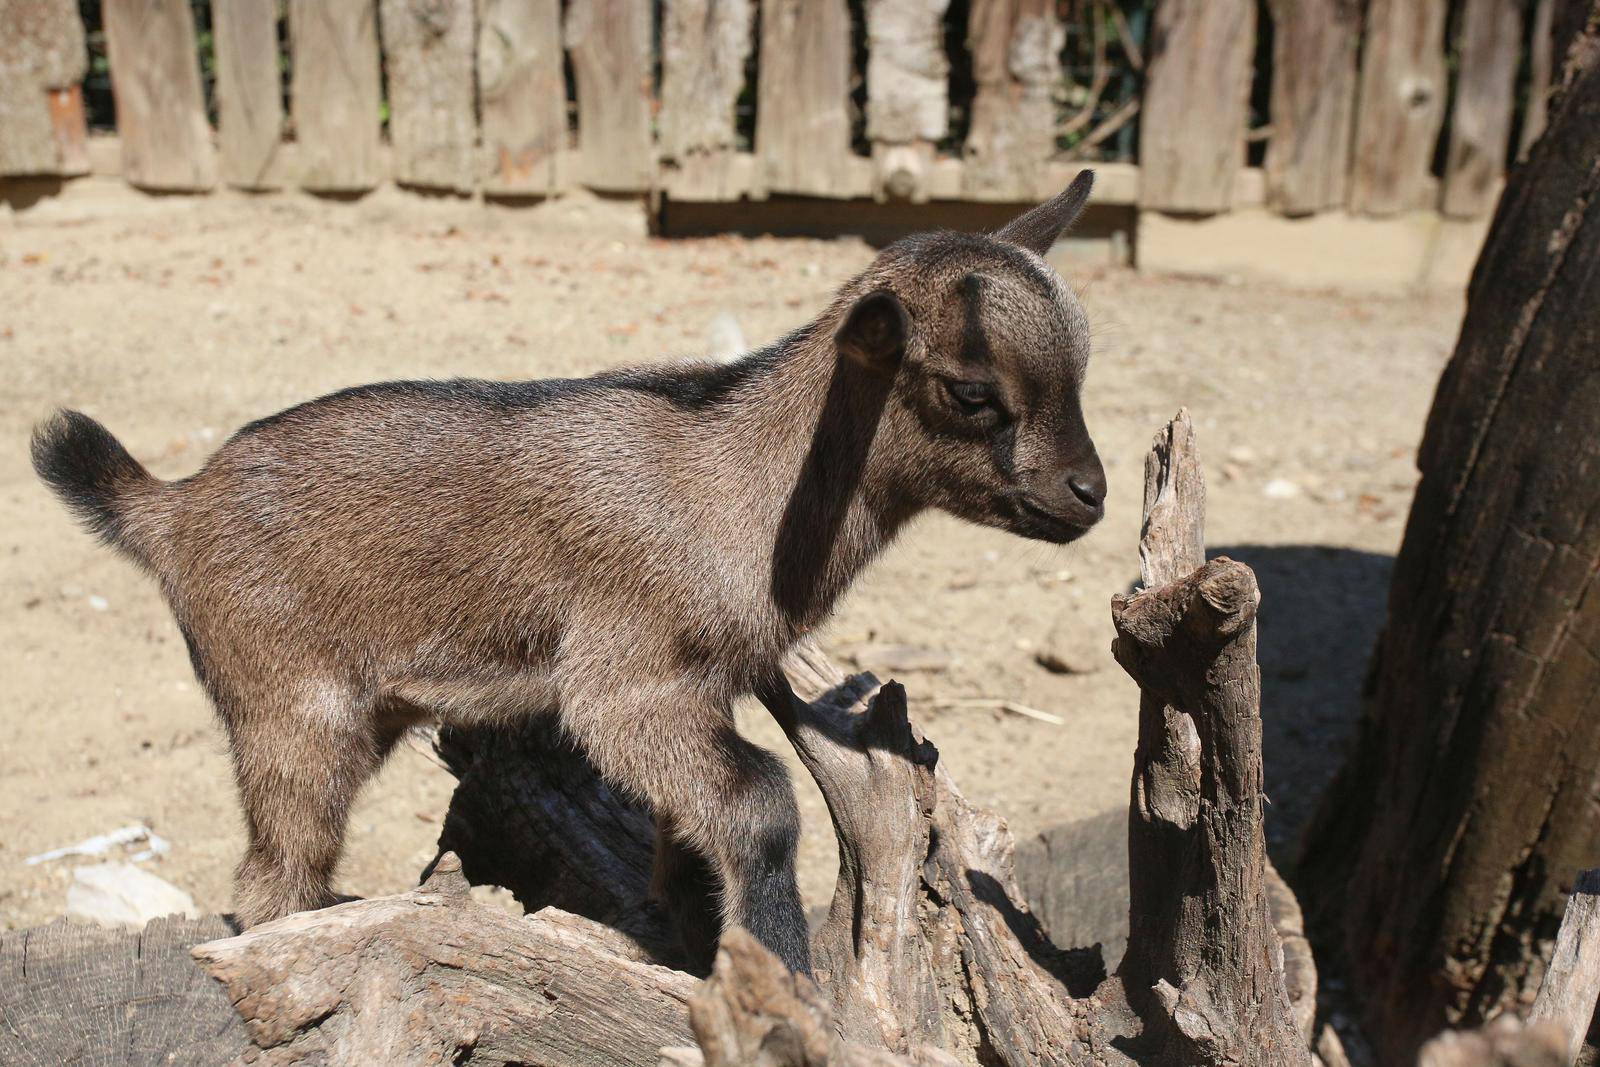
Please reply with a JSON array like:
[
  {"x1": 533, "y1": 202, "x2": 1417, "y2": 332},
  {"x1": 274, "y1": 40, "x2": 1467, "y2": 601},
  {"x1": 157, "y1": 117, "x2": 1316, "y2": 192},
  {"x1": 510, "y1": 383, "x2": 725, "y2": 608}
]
[{"x1": 0, "y1": 180, "x2": 1463, "y2": 930}]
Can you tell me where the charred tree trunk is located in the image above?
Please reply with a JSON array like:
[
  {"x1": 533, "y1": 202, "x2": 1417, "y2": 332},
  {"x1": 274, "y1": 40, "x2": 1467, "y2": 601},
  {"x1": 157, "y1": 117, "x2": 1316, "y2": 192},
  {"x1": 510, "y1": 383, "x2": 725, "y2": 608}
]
[
  {"x1": 188, "y1": 413, "x2": 1313, "y2": 1066},
  {"x1": 1299, "y1": 7, "x2": 1600, "y2": 1062}
]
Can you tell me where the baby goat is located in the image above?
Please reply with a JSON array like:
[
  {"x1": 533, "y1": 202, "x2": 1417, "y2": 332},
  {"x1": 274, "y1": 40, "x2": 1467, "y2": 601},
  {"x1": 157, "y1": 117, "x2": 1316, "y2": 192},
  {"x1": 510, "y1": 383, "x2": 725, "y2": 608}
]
[{"x1": 32, "y1": 173, "x2": 1105, "y2": 976}]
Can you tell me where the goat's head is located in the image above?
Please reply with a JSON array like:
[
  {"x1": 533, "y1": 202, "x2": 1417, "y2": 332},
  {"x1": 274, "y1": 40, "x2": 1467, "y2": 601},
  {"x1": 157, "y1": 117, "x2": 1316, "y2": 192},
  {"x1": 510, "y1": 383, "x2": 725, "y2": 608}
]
[{"x1": 835, "y1": 171, "x2": 1106, "y2": 544}]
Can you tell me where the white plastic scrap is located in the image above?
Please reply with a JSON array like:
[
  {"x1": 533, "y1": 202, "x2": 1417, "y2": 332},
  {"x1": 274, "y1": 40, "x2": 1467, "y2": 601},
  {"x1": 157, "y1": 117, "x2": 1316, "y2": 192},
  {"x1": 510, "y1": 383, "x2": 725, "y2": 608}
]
[{"x1": 25, "y1": 823, "x2": 171, "y2": 866}]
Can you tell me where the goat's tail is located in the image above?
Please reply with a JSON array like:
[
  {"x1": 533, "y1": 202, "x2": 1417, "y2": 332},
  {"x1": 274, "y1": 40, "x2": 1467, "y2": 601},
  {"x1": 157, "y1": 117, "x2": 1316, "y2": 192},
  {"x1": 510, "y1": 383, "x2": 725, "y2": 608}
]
[{"x1": 31, "y1": 410, "x2": 165, "y2": 570}]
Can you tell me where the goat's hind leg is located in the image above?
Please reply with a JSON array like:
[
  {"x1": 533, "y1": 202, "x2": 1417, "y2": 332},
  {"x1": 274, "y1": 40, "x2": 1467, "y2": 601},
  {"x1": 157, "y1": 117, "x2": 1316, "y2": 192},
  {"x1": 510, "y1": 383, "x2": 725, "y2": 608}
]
[
  {"x1": 223, "y1": 682, "x2": 395, "y2": 927},
  {"x1": 651, "y1": 814, "x2": 722, "y2": 973}
]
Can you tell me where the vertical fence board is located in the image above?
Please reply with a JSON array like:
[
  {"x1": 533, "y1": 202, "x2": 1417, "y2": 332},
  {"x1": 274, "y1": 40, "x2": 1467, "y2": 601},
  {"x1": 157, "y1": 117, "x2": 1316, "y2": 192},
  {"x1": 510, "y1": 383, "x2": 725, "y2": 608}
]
[
  {"x1": 1519, "y1": 0, "x2": 1555, "y2": 158},
  {"x1": 1263, "y1": 0, "x2": 1360, "y2": 215},
  {"x1": 755, "y1": 0, "x2": 856, "y2": 198},
  {"x1": 380, "y1": 0, "x2": 477, "y2": 192},
  {"x1": 211, "y1": 0, "x2": 284, "y2": 189},
  {"x1": 290, "y1": 0, "x2": 382, "y2": 193},
  {"x1": 1138, "y1": 0, "x2": 1256, "y2": 214},
  {"x1": 962, "y1": 0, "x2": 1061, "y2": 203},
  {"x1": 0, "y1": 0, "x2": 88, "y2": 177},
  {"x1": 102, "y1": 0, "x2": 216, "y2": 190},
  {"x1": 478, "y1": 0, "x2": 567, "y2": 195},
  {"x1": 1441, "y1": 0, "x2": 1522, "y2": 218},
  {"x1": 659, "y1": 0, "x2": 752, "y2": 200},
  {"x1": 865, "y1": 0, "x2": 950, "y2": 202},
  {"x1": 1347, "y1": 0, "x2": 1447, "y2": 216},
  {"x1": 564, "y1": 0, "x2": 653, "y2": 192}
]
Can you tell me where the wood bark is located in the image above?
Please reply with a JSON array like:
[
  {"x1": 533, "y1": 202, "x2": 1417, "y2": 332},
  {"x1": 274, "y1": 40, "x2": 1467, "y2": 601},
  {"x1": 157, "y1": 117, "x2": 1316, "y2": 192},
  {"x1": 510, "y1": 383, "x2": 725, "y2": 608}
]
[
  {"x1": 755, "y1": 0, "x2": 856, "y2": 198},
  {"x1": 1114, "y1": 411, "x2": 1311, "y2": 1067},
  {"x1": 0, "y1": 0, "x2": 88, "y2": 178},
  {"x1": 0, "y1": 915, "x2": 246, "y2": 1066},
  {"x1": 961, "y1": 0, "x2": 1062, "y2": 203},
  {"x1": 289, "y1": 0, "x2": 383, "y2": 193},
  {"x1": 477, "y1": 0, "x2": 567, "y2": 196},
  {"x1": 658, "y1": 0, "x2": 753, "y2": 201},
  {"x1": 211, "y1": 0, "x2": 284, "y2": 189},
  {"x1": 1529, "y1": 869, "x2": 1600, "y2": 1063},
  {"x1": 1347, "y1": 0, "x2": 1448, "y2": 215},
  {"x1": 1442, "y1": 0, "x2": 1524, "y2": 218},
  {"x1": 102, "y1": 0, "x2": 217, "y2": 191},
  {"x1": 1138, "y1": 0, "x2": 1256, "y2": 215},
  {"x1": 1262, "y1": 0, "x2": 1361, "y2": 216},
  {"x1": 864, "y1": 0, "x2": 950, "y2": 203},
  {"x1": 565, "y1": 0, "x2": 654, "y2": 192},
  {"x1": 380, "y1": 0, "x2": 478, "y2": 193},
  {"x1": 1299, "y1": 8, "x2": 1600, "y2": 1061}
]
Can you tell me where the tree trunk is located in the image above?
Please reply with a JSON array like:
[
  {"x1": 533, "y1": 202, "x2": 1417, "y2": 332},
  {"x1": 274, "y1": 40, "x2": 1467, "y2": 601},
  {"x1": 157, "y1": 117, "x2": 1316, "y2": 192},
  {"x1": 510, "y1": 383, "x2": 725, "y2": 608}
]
[{"x1": 1299, "y1": 7, "x2": 1600, "y2": 1062}]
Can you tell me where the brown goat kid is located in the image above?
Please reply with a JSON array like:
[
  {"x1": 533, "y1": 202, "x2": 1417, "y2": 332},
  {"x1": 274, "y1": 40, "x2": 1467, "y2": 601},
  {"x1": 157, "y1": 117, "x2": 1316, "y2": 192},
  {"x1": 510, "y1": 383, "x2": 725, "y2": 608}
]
[{"x1": 32, "y1": 173, "x2": 1105, "y2": 976}]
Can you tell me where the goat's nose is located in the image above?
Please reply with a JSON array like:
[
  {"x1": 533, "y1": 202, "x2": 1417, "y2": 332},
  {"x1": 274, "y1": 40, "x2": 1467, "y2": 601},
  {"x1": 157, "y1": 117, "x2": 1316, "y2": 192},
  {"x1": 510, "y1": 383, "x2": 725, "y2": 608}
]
[{"x1": 1068, "y1": 468, "x2": 1107, "y2": 510}]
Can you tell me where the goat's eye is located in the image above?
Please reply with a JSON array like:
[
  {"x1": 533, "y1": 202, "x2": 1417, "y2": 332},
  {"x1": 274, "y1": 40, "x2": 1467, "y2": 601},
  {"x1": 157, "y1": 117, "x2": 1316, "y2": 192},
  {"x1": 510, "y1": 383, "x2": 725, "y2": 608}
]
[{"x1": 946, "y1": 379, "x2": 997, "y2": 414}]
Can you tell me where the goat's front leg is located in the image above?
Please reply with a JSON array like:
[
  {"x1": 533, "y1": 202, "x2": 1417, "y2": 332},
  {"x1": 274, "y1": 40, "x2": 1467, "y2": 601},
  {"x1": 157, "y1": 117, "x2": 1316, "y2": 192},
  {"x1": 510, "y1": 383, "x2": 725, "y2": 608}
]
[{"x1": 560, "y1": 679, "x2": 813, "y2": 976}]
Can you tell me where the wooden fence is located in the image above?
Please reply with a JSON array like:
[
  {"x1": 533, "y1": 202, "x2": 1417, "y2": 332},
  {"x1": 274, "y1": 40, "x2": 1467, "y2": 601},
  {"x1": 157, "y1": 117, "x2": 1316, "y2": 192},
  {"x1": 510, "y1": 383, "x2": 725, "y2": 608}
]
[{"x1": 0, "y1": 0, "x2": 1561, "y2": 221}]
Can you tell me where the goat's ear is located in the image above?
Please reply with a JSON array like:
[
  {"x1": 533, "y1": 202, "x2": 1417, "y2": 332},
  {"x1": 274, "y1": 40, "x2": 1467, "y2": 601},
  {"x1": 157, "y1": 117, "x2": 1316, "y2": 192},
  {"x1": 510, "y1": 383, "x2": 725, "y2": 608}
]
[
  {"x1": 836, "y1": 289, "x2": 909, "y2": 372},
  {"x1": 993, "y1": 169, "x2": 1095, "y2": 256}
]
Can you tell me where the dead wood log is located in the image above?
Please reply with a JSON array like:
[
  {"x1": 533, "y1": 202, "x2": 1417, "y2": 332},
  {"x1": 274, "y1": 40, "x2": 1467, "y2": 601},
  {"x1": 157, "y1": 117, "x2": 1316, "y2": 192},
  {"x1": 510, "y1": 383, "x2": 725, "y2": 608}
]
[{"x1": 1114, "y1": 411, "x2": 1311, "y2": 1066}]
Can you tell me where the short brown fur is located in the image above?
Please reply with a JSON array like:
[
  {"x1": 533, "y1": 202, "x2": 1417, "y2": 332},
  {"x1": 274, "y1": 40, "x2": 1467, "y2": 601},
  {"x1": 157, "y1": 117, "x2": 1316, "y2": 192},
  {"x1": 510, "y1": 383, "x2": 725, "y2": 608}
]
[{"x1": 31, "y1": 174, "x2": 1105, "y2": 975}]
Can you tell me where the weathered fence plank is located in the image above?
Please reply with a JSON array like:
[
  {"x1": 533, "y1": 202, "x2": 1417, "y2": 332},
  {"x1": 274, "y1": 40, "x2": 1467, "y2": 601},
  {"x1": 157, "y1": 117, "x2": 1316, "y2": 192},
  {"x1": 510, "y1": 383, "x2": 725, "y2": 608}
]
[
  {"x1": 0, "y1": 0, "x2": 88, "y2": 178},
  {"x1": 962, "y1": 0, "x2": 1062, "y2": 203},
  {"x1": 478, "y1": 0, "x2": 567, "y2": 196},
  {"x1": 290, "y1": 0, "x2": 383, "y2": 193},
  {"x1": 102, "y1": 0, "x2": 217, "y2": 191},
  {"x1": 1348, "y1": 0, "x2": 1448, "y2": 215},
  {"x1": 211, "y1": 0, "x2": 284, "y2": 189},
  {"x1": 865, "y1": 0, "x2": 950, "y2": 203},
  {"x1": 1441, "y1": 0, "x2": 1522, "y2": 218},
  {"x1": 380, "y1": 0, "x2": 477, "y2": 193},
  {"x1": 1138, "y1": 0, "x2": 1256, "y2": 214},
  {"x1": 1529, "y1": 869, "x2": 1600, "y2": 1066},
  {"x1": 659, "y1": 0, "x2": 753, "y2": 201},
  {"x1": 1263, "y1": 0, "x2": 1361, "y2": 215},
  {"x1": 1519, "y1": 0, "x2": 1556, "y2": 159},
  {"x1": 565, "y1": 0, "x2": 654, "y2": 193},
  {"x1": 755, "y1": 0, "x2": 857, "y2": 198}
]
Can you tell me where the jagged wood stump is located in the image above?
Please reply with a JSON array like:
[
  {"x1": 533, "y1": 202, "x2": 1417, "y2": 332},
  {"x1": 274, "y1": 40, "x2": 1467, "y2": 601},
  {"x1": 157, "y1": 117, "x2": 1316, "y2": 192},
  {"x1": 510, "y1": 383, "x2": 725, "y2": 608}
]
[{"x1": 192, "y1": 412, "x2": 1314, "y2": 1067}]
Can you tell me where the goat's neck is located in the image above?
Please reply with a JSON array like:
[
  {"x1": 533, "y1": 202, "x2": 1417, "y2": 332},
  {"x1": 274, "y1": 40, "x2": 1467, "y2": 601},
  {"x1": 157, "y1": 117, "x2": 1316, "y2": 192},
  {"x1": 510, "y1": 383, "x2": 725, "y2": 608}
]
[{"x1": 715, "y1": 326, "x2": 921, "y2": 631}]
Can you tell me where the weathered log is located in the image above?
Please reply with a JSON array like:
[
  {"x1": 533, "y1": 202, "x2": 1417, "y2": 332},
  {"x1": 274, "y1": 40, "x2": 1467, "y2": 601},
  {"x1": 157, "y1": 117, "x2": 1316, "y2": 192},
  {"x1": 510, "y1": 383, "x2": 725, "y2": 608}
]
[
  {"x1": 1441, "y1": 0, "x2": 1523, "y2": 218},
  {"x1": 380, "y1": 0, "x2": 478, "y2": 193},
  {"x1": 658, "y1": 0, "x2": 753, "y2": 202},
  {"x1": 103, "y1": 0, "x2": 217, "y2": 191},
  {"x1": 194, "y1": 853, "x2": 697, "y2": 1066},
  {"x1": 0, "y1": 0, "x2": 89, "y2": 178},
  {"x1": 961, "y1": 0, "x2": 1061, "y2": 203},
  {"x1": 1115, "y1": 411, "x2": 1311, "y2": 1067},
  {"x1": 290, "y1": 0, "x2": 383, "y2": 193},
  {"x1": 1262, "y1": 0, "x2": 1360, "y2": 216},
  {"x1": 1529, "y1": 869, "x2": 1600, "y2": 1064},
  {"x1": 1347, "y1": 0, "x2": 1448, "y2": 215},
  {"x1": 211, "y1": 0, "x2": 285, "y2": 189},
  {"x1": 1299, "y1": 9, "x2": 1600, "y2": 1058},
  {"x1": 1138, "y1": 0, "x2": 1256, "y2": 214}
]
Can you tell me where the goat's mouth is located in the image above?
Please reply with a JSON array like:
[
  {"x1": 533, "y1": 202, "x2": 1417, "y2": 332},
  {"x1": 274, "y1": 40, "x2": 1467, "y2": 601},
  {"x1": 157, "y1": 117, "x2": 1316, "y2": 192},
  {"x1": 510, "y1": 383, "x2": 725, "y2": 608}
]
[{"x1": 1008, "y1": 495, "x2": 1095, "y2": 544}]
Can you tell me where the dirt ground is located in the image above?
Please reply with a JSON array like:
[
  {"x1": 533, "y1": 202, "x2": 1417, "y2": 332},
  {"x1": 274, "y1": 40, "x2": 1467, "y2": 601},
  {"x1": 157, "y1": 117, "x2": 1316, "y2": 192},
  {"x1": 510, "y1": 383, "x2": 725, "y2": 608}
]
[{"x1": 1, "y1": 179, "x2": 1463, "y2": 930}]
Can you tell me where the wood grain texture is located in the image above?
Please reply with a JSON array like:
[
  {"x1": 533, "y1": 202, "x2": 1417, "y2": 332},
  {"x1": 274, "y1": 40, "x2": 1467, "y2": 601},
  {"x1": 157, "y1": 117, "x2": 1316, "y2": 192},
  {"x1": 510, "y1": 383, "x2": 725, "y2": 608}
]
[
  {"x1": 0, "y1": 0, "x2": 88, "y2": 177},
  {"x1": 102, "y1": 0, "x2": 217, "y2": 190},
  {"x1": 1442, "y1": 0, "x2": 1523, "y2": 218},
  {"x1": 1347, "y1": 0, "x2": 1448, "y2": 215},
  {"x1": 289, "y1": 0, "x2": 382, "y2": 193},
  {"x1": 865, "y1": 0, "x2": 949, "y2": 202},
  {"x1": 1138, "y1": 0, "x2": 1256, "y2": 214},
  {"x1": 962, "y1": 0, "x2": 1062, "y2": 202},
  {"x1": 1300, "y1": 11, "x2": 1600, "y2": 1059},
  {"x1": 1529, "y1": 869, "x2": 1600, "y2": 1064},
  {"x1": 477, "y1": 0, "x2": 567, "y2": 195},
  {"x1": 658, "y1": 0, "x2": 752, "y2": 201},
  {"x1": 211, "y1": 0, "x2": 284, "y2": 189},
  {"x1": 0, "y1": 915, "x2": 247, "y2": 1066},
  {"x1": 380, "y1": 0, "x2": 478, "y2": 192},
  {"x1": 755, "y1": 0, "x2": 856, "y2": 198},
  {"x1": 1263, "y1": 0, "x2": 1360, "y2": 215},
  {"x1": 565, "y1": 0, "x2": 654, "y2": 192},
  {"x1": 1113, "y1": 411, "x2": 1310, "y2": 1066}
]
